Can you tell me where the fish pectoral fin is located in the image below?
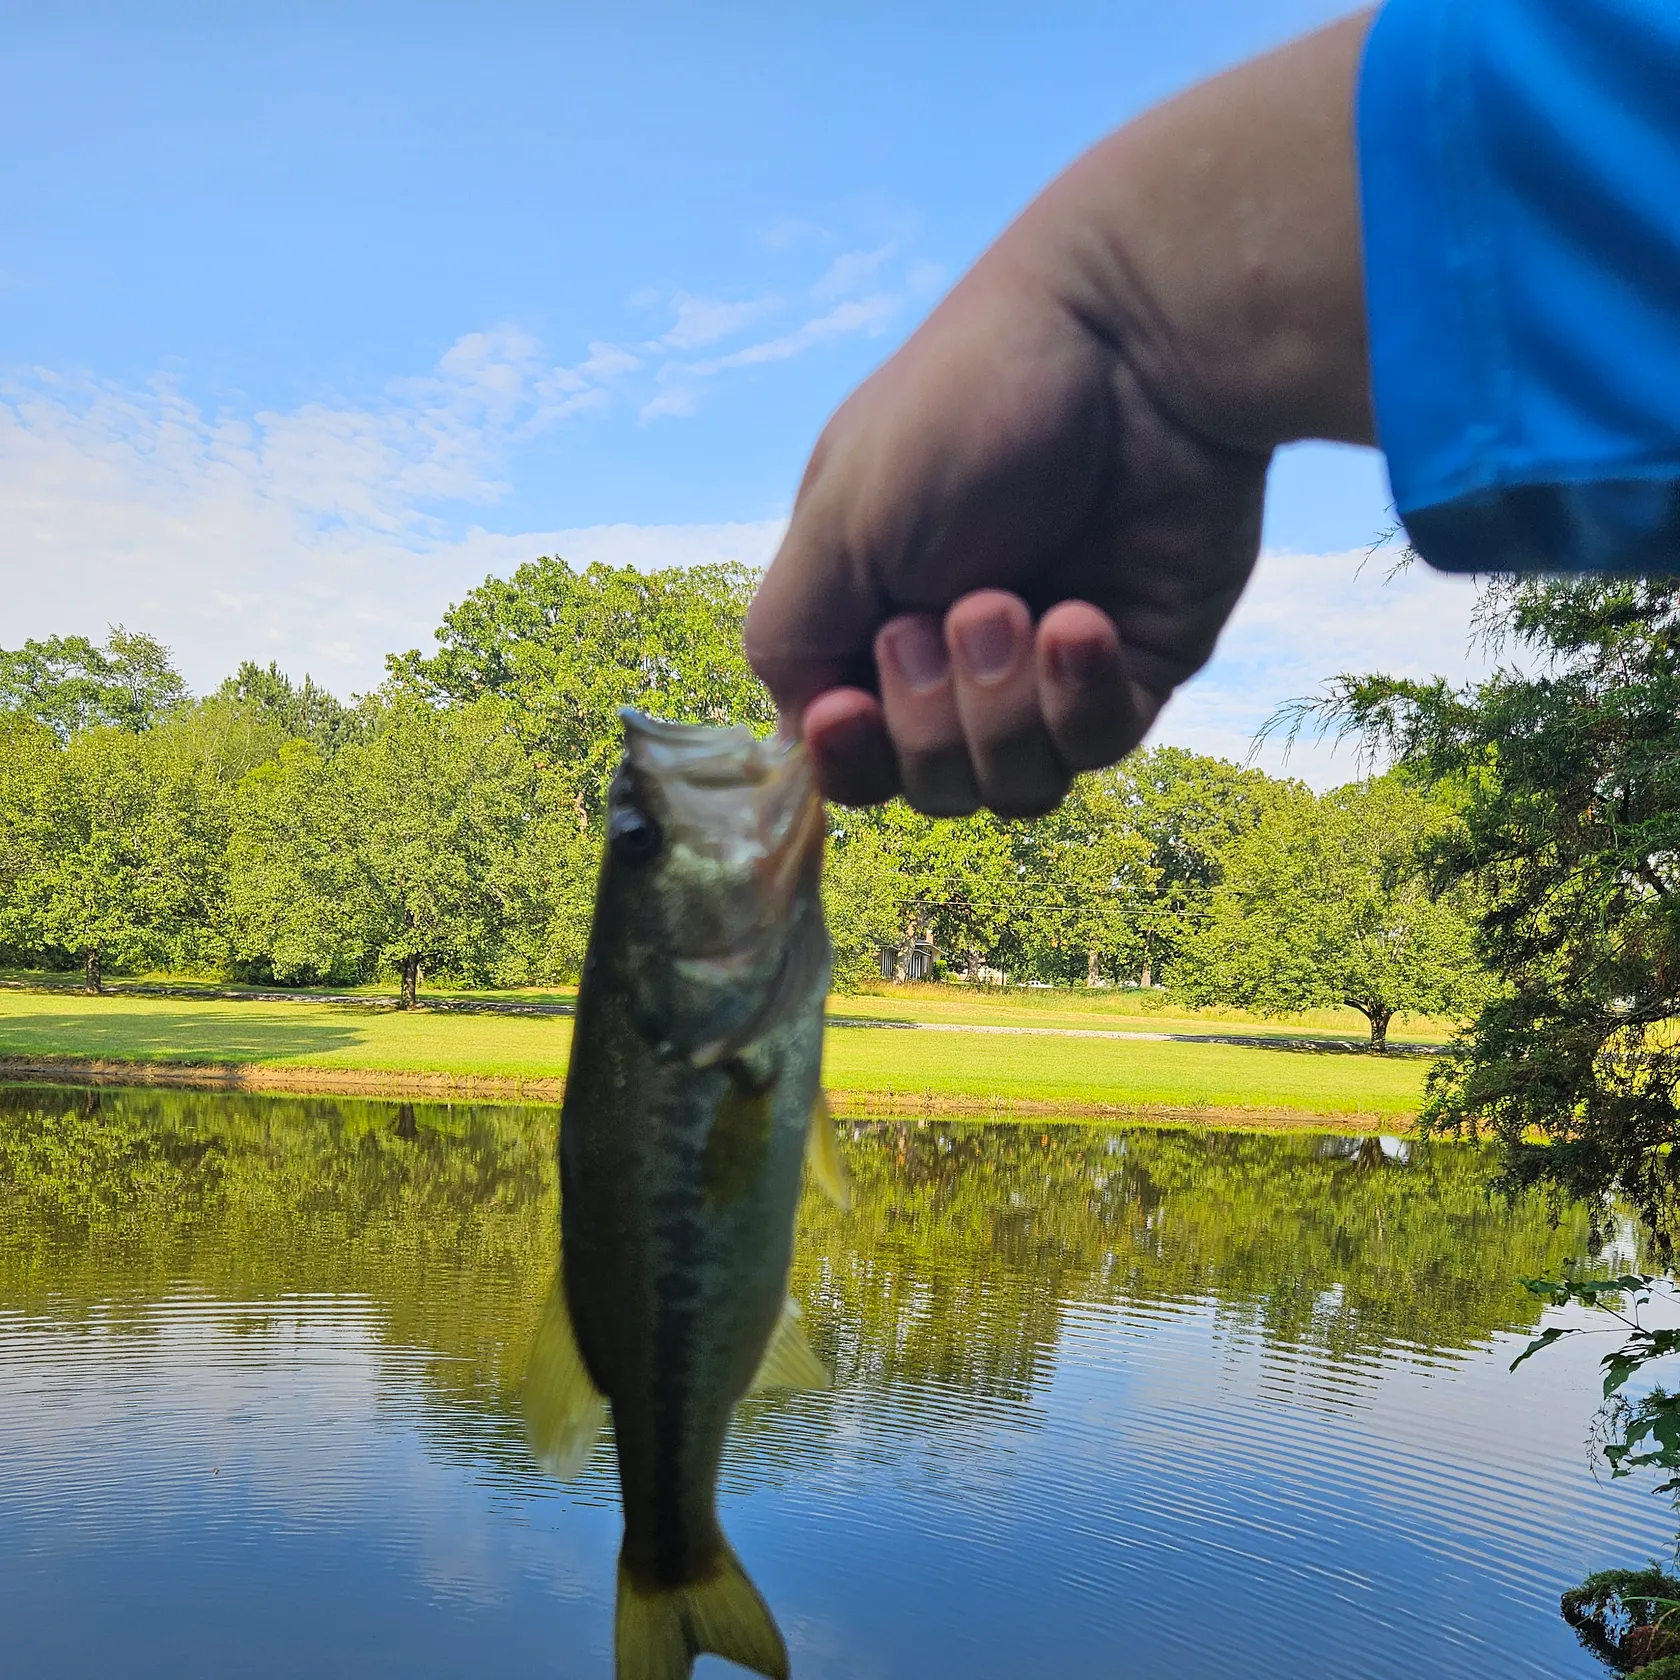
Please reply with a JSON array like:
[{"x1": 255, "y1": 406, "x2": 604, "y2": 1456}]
[
  {"x1": 522, "y1": 1272, "x2": 608, "y2": 1480},
  {"x1": 748, "y1": 1297, "x2": 830, "y2": 1393},
  {"x1": 804, "y1": 1089, "x2": 852, "y2": 1210},
  {"x1": 616, "y1": 1543, "x2": 788, "y2": 1680}
]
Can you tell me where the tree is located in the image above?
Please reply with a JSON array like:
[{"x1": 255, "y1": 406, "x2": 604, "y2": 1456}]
[
  {"x1": 0, "y1": 627, "x2": 186, "y2": 739},
  {"x1": 0, "y1": 720, "x2": 238, "y2": 990},
  {"x1": 215, "y1": 661, "x2": 358, "y2": 756},
  {"x1": 1304, "y1": 576, "x2": 1680, "y2": 1227},
  {"x1": 0, "y1": 716, "x2": 61, "y2": 968},
  {"x1": 229, "y1": 695, "x2": 551, "y2": 1004},
  {"x1": 387, "y1": 557, "x2": 774, "y2": 818},
  {"x1": 1011, "y1": 772, "x2": 1155, "y2": 985},
  {"x1": 883, "y1": 802, "x2": 1024, "y2": 980},
  {"x1": 1112, "y1": 747, "x2": 1286, "y2": 986},
  {"x1": 1172, "y1": 775, "x2": 1486, "y2": 1050},
  {"x1": 822, "y1": 816, "x2": 906, "y2": 990}
]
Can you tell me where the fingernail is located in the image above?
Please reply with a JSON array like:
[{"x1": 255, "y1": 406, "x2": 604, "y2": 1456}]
[
  {"x1": 881, "y1": 619, "x2": 949, "y2": 692},
  {"x1": 1048, "y1": 636, "x2": 1105, "y2": 687},
  {"x1": 956, "y1": 611, "x2": 1018, "y2": 682}
]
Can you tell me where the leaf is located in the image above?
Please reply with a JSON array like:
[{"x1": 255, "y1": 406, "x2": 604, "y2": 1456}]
[{"x1": 1510, "y1": 1325, "x2": 1576, "y2": 1371}]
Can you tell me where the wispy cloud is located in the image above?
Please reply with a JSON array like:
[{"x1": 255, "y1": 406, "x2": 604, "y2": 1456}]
[
  {"x1": 0, "y1": 329, "x2": 650, "y2": 693},
  {"x1": 632, "y1": 243, "x2": 921, "y2": 416},
  {"x1": 638, "y1": 387, "x2": 698, "y2": 422},
  {"x1": 657, "y1": 292, "x2": 780, "y2": 351},
  {"x1": 811, "y1": 244, "x2": 893, "y2": 301},
  {"x1": 686, "y1": 295, "x2": 897, "y2": 375},
  {"x1": 0, "y1": 221, "x2": 933, "y2": 691}
]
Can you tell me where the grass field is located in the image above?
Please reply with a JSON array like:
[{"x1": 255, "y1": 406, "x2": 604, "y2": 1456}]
[
  {"x1": 0, "y1": 969, "x2": 1455, "y2": 1044},
  {"x1": 830, "y1": 983, "x2": 1454, "y2": 1045},
  {"x1": 0, "y1": 986, "x2": 1429, "y2": 1117}
]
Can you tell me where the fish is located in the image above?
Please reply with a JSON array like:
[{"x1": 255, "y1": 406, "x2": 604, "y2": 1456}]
[{"x1": 524, "y1": 709, "x2": 851, "y2": 1680}]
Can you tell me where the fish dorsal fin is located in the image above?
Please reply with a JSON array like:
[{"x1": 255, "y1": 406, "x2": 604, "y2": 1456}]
[
  {"x1": 747, "y1": 1297, "x2": 830, "y2": 1393},
  {"x1": 523, "y1": 1270, "x2": 608, "y2": 1480},
  {"x1": 804, "y1": 1090, "x2": 852, "y2": 1210}
]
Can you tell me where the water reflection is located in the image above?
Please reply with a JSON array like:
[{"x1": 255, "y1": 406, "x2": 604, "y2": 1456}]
[{"x1": 0, "y1": 1083, "x2": 1665, "y2": 1678}]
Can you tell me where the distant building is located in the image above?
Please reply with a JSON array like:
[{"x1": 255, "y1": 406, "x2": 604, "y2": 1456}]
[{"x1": 875, "y1": 938, "x2": 937, "y2": 981}]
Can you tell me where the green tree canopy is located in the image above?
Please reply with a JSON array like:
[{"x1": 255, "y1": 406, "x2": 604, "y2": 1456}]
[
  {"x1": 228, "y1": 695, "x2": 558, "y2": 1003},
  {"x1": 1112, "y1": 747, "x2": 1286, "y2": 985},
  {"x1": 0, "y1": 701, "x2": 270, "y2": 990},
  {"x1": 215, "y1": 660, "x2": 358, "y2": 756},
  {"x1": 0, "y1": 627, "x2": 186, "y2": 739},
  {"x1": 1171, "y1": 775, "x2": 1486, "y2": 1049},
  {"x1": 1010, "y1": 771, "x2": 1156, "y2": 985},
  {"x1": 1305, "y1": 576, "x2": 1680, "y2": 1230},
  {"x1": 387, "y1": 557, "x2": 774, "y2": 818}
]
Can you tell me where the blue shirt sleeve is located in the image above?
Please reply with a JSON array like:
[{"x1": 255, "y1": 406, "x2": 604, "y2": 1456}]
[{"x1": 1358, "y1": 0, "x2": 1680, "y2": 573}]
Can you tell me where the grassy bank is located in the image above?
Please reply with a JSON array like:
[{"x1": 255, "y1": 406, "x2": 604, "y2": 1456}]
[{"x1": 0, "y1": 987, "x2": 1428, "y2": 1120}]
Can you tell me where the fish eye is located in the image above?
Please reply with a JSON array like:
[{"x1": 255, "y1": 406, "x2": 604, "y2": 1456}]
[{"x1": 608, "y1": 804, "x2": 662, "y2": 864}]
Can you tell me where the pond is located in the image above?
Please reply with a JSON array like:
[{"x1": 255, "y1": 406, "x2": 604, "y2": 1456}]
[{"x1": 0, "y1": 1082, "x2": 1669, "y2": 1678}]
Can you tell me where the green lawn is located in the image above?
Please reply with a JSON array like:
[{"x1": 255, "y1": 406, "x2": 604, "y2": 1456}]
[
  {"x1": 828, "y1": 982, "x2": 1454, "y2": 1045},
  {"x1": 0, "y1": 987, "x2": 1427, "y2": 1116},
  {"x1": 0, "y1": 990, "x2": 575, "y2": 1077},
  {"x1": 821, "y1": 1023, "x2": 1426, "y2": 1115}
]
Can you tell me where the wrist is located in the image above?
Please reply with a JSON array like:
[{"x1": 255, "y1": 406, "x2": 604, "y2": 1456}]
[{"x1": 1001, "y1": 9, "x2": 1377, "y2": 454}]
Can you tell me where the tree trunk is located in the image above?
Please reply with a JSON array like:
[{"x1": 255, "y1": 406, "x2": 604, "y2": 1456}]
[
  {"x1": 1087, "y1": 948, "x2": 1101, "y2": 987},
  {"x1": 83, "y1": 947, "x2": 102, "y2": 995},
  {"x1": 400, "y1": 955, "x2": 420, "y2": 1010},
  {"x1": 1139, "y1": 959, "x2": 1152, "y2": 989},
  {"x1": 1362, "y1": 1005, "x2": 1392, "y2": 1053}
]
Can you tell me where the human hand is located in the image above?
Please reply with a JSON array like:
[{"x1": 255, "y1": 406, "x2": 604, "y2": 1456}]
[{"x1": 744, "y1": 10, "x2": 1375, "y2": 815}]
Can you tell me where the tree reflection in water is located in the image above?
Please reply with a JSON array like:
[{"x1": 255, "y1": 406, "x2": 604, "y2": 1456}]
[{"x1": 0, "y1": 1084, "x2": 1596, "y2": 1483}]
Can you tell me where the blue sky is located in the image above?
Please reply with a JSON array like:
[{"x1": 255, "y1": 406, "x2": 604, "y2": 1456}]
[{"x1": 0, "y1": 0, "x2": 1483, "y2": 778}]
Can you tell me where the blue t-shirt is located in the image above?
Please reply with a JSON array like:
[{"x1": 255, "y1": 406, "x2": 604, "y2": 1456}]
[{"x1": 1359, "y1": 0, "x2": 1680, "y2": 573}]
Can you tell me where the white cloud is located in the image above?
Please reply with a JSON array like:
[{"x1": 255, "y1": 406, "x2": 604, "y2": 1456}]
[
  {"x1": 0, "y1": 336, "x2": 789, "y2": 692},
  {"x1": 638, "y1": 387, "x2": 698, "y2": 422},
  {"x1": 0, "y1": 345, "x2": 1491, "y2": 765},
  {"x1": 625, "y1": 238, "x2": 928, "y2": 417},
  {"x1": 658, "y1": 292, "x2": 780, "y2": 351},
  {"x1": 811, "y1": 245, "x2": 893, "y2": 301},
  {"x1": 686, "y1": 295, "x2": 897, "y2": 375},
  {"x1": 0, "y1": 333, "x2": 647, "y2": 695},
  {"x1": 1155, "y1": 547, "x2": 1494, "y2": 787}
]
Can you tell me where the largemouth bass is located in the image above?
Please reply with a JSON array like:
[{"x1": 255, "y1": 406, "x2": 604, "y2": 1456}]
[{"x1": 524, "y1": 710, "x2": 849, "y2": 1680}]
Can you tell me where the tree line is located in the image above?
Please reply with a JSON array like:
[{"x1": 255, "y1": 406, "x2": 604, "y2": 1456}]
[{"x1": 0, "y1": 556, "x2": 1485, "y2": 1045}]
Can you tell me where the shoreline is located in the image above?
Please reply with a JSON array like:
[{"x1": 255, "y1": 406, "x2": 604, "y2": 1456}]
[{"x1": 0, "y1": 1054, "x2": 1407, "y2": 1132}]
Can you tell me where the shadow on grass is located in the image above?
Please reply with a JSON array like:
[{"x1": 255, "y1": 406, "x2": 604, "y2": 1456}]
[
  {"x1": 825, "y1": 1014, "x2": 1437, "y2": 1057},
  {"x1": 0, "y1": 1009, "x2": 366, "y2": 1064}
]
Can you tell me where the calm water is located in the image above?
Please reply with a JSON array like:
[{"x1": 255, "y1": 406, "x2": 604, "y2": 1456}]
[{"x1": 0, "y1": 1083, "x2": 1669, "y2": 1678}]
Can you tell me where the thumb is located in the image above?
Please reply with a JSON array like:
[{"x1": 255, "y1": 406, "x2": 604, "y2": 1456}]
[{"x1": 744, "y1": 501, "x2": 888, "y2": 725}]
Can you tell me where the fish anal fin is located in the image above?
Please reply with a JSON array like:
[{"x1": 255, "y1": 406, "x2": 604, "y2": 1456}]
[
  {"x1": 522, "y1": 1271, "x2": 608, "y2": 1480},
  {"x1": 748, "y1": 1296, "x2": 830, "y2": 1393},
  {"x1": 616, "y1": 1544, "x2": 789, "y2": 1680},
  {"x1": 805, "y1": 1090, "x2": 853, "y2": 1210}
]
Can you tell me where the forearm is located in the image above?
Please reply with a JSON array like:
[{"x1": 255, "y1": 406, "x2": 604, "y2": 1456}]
[{"x1": 992, "y1": 8, "x2": 1377, "y2": 454}]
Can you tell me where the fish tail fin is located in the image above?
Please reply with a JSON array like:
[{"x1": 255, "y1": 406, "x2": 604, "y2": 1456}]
[{"x1": 615, "y1": 1543, "x2": 789, "y2": 1680}]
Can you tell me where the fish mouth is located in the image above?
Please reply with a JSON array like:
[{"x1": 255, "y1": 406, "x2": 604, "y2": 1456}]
[{"x1": 619, "y1": 707, "x2": 823, "y2": 929}]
